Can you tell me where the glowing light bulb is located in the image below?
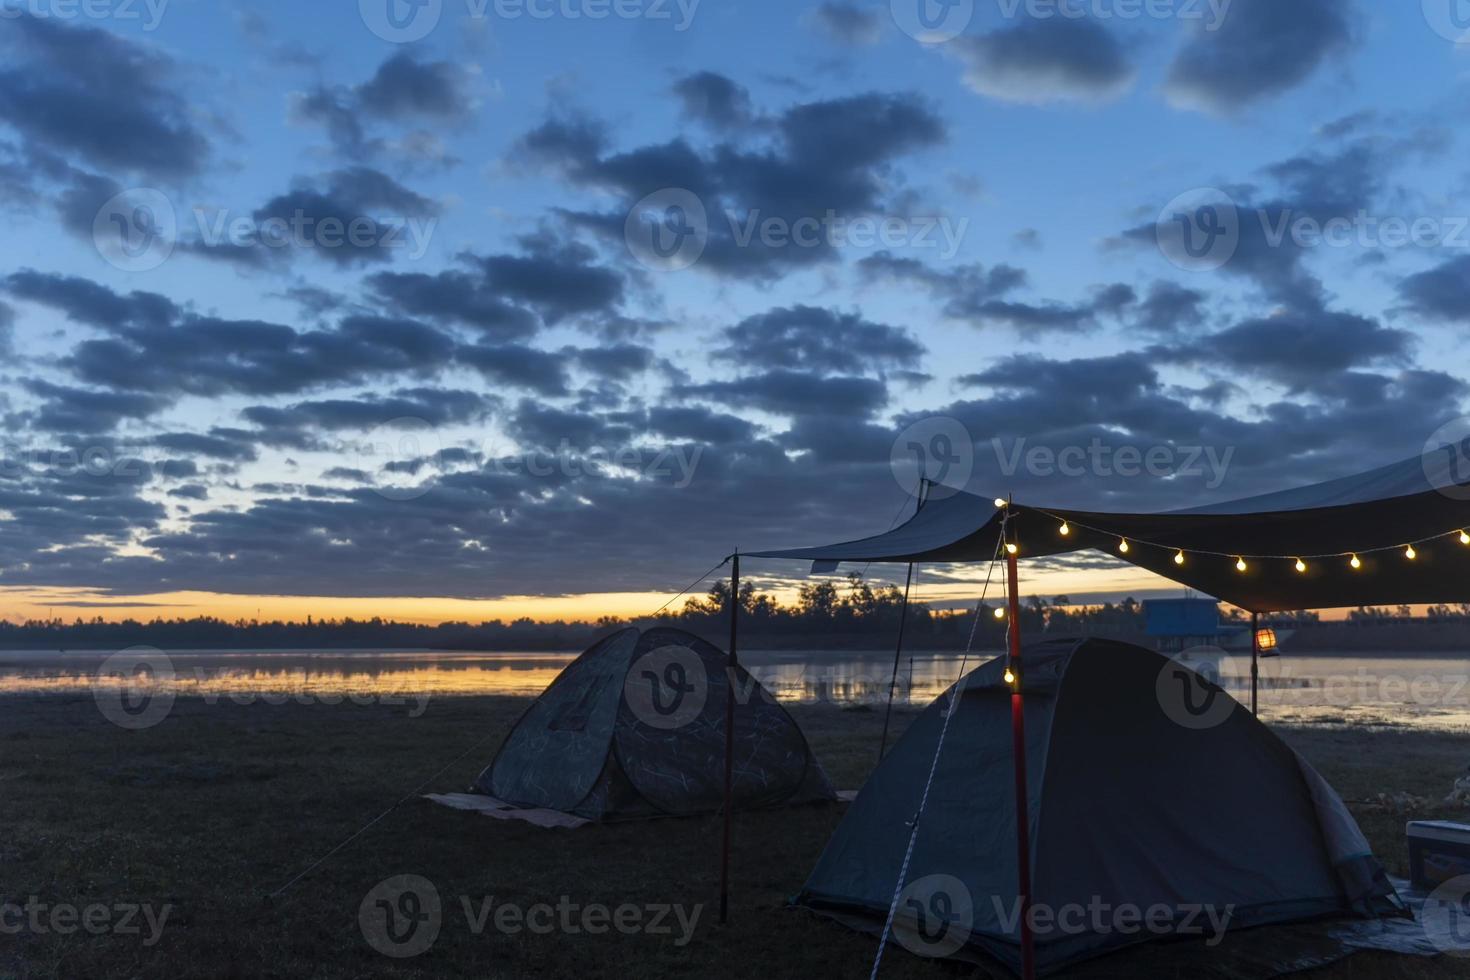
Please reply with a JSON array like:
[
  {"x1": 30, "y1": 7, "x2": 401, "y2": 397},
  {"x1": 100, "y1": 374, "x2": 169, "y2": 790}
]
[
  {"x1": 1059, "y1": 522, "x2": 1071, "y2": 536},
  {"x1": 1405, "y1": 545, "x2": 1417, "y2": 560},
  {"x1": 993, "y1": 606, "x2": 1006, "y2": 620},
  {"x1": 1003, "y1": 668, "x2": 1016, "y2": 685},
  {"x1": 1174, "y1": 551, "x2": 1186, "y2": 566},
  {"x1": 1235, "y1": 558, "x2": 1248, "y2": 573},
  {"x1": 1460, "y1": 530, "x2": 1469, "y2": 545},
  {"x1": 1006, "y1": 543, "x2": 1018, "y2": 555},
  {"x1": 994, "y1": 498, "x2": 1007, "y2": 509},
  {"x1": 1350, "y1": 555, "x2": 1361, "y2": 570},
  {"x1": 1295, "y1": 558, "x2": 1307, "y2": 573},
  {"x1": 1118, "y1": 539, "x2": 1130, "y2": 554}
]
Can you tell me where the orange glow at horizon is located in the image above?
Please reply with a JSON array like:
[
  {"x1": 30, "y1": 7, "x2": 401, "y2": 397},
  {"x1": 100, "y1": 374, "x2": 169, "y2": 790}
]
[{"x1": 0, "y1": 561, "x2": 1365, "y2": 625}]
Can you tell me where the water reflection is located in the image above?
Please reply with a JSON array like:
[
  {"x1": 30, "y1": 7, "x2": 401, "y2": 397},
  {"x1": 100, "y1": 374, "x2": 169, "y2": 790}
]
[
  {"x1": 0, "y1": 648, "x2": 990, "y2": 705},
  {"x1": 3, "y1": 649, "x2": 1469, "y2": 730}
]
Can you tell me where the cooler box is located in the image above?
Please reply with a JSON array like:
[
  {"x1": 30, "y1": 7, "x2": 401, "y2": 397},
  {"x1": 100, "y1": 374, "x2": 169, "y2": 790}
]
[{"x1": 1407, "y1": 821, "x2": 1470, "y2": 889}]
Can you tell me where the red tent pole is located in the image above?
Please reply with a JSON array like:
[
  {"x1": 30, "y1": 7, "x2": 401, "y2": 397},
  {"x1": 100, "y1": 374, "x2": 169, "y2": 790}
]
[
  {"x1": 1006, "y1": 540, "x2": 1037, "y2": 980},
  {"x1": 1250, "y1": 611, "x2": 1260, "y2": 717},
  {"x1": 719, "y1": 552, "x2": 740, "y2": 924}
]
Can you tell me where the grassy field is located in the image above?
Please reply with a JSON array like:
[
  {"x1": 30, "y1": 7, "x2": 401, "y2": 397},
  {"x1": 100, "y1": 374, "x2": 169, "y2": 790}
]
[{"x1": 3, "y1": 692, "x2": 1470, "y2": 979}]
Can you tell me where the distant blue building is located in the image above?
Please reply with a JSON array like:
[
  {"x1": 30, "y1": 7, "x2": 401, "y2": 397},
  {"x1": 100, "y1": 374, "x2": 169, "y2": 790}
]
[{"x1": 1144, "y1": 598, "x2": 1244, "y2": 652}]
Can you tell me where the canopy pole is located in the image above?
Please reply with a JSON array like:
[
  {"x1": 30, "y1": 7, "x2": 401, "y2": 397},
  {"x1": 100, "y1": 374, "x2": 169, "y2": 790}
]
[
  {"x1": 1250, "y1": 612, "x2": 1260, "y2": 717},
  {"x1": 719, "y1": 551, "x2": 740, "y2": 925},
  {"x1": 878, "y1": 562, "x2": 915, "y2": 761},
  {"x1": 1005, "y1": 529, "x2": 1037, "y2": 980}
]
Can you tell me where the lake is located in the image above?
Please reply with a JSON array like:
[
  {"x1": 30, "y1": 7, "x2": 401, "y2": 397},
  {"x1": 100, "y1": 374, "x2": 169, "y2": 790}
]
[{"x1": 3, "y1": 647, "x2": 1470, "y2": 730}]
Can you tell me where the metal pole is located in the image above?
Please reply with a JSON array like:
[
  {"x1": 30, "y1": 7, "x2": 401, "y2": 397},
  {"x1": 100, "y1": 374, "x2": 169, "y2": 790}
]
[
  {"x1": 719, "y1": 552, "x2": 740, "y2": 925},
  {"x1": 1250, "y1": 611, "x2": 1260, "y2": 717},
  {"x1": 1006, "y1": 533, "x2": 1037, "y2": 980},
  {"x1": 878, "y1": 563, "x2": 915, "y2": 760}
]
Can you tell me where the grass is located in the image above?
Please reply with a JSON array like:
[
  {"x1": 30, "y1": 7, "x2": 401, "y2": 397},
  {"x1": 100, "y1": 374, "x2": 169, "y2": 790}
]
[{"x1": 3, "y1": 693, "x2": 1470, "y2": 979}]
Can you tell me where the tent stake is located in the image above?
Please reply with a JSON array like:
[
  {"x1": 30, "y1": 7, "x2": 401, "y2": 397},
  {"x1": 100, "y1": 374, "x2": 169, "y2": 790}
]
[
  {"x1": 719, "y1": 551, "x2": 740, "y2": 925},
  {"x1": 878, "y1": 562, "x2": 915, "y2": 761},
  {"x1": 1006, "y1": 541, "x2": 1037, "y2": 980},
  {"x1": 1250, "y1": 612, "x2": 1260, "y2": 717}
]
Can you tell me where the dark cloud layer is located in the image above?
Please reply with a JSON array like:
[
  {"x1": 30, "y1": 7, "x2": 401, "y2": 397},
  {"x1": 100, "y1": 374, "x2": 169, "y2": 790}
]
[
  {"x1": 955, "y1": 17, "x2": 1135, "y2": 105},
  {"x1": 1165, "y1": 0, "x2": 1355, "y2": 113},
  {"x1": 524, "y1": 83, "x2": 945, "y2": 279},
  {"x1": 0, "y1": 14, "x2": 210, "y2": 178}
]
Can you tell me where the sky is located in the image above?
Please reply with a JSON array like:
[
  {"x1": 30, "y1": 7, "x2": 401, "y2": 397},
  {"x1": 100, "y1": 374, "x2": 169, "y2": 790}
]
[{"x1": 1, "y1": 0, "x2": 1469, "y2": 623}]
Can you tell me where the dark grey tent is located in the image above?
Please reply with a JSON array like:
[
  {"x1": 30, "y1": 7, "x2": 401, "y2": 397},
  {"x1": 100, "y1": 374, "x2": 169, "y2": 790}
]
[
  {"x1": 477, "y1": 627, "x2": 836, "y2": 821},
  {"x1": 795, "y1": 637, "x2": 1404, "y2": 976}
]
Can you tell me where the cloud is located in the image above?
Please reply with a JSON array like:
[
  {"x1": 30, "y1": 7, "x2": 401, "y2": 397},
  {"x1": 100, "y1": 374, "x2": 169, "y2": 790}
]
[
  {"x1": 1164, "y1": 0, "x2": 1355, "y2": 114},
  {"x1": 21, "y1": 379, "x2": 172, "y2": 433},
  {"x1": 242, "y1": 389, "x2": 492, "y2": 434},
  {"x1": 715, "y1": 306, "x2": 924, "y2": 375},
  {"x1": 673, "y1": 72, "x2": 759, "y2": 129},
  {"x1": 457, "y1": 343, "x2": 571, "y2": 397},
  {"x1": 153, "y1": 432, "x2": 261, "y2": 462},
  {"x1": 356, "y1": 53, "x2": 475, "y2": 120},
  {"x1": 3, "y1": 270, "x2": 458, "y2": 399},
  {"x1": 811, "y1": 2, "x2": 883, "y2": 45},
  {"x1": 1397, "y1": 256, "x2": 1470, "y2": 324},
  {"x1": 472, "y1": 234, "x2": 624, "y2": 324},
  {"x1": 953, "y1": 17, "x2": 1135, "y2": 105},
  {"x1": 857, "y1": 252, "x2": 1121, "y2": 333},
  {"x1": 292, "y1": 52, "x2": 475, "y2": 158},
  {"x1": 524, "y1": 88, "x2": 945, "y2": 280},
  {"x1": 572, "y1": 344, "x2": 657, "y2": 380},
  {"x1": 679, "y1": 370, "x2": 890, "y2": 418},
  {"x1": 1133, "y1": 281, "x2": 1209, "y2": 334},
  {"x1": 187, "y1": 167, "x2": 440, "y2": 268},
  {"x1": 1177, "y1": 310, "x2": 1413, "y2": 393},
  {"x1": 367, "y1": 269, "x2": 541, "y2": 340},
  {"x1": 0, "y1": 13, "x2": 210, "y2": 178}
]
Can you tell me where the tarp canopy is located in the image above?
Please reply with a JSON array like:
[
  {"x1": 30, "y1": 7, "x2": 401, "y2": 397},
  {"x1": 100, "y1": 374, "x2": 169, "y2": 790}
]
[{"x1": 750, "y1": 451, "x2": 1470, "y2": 613}]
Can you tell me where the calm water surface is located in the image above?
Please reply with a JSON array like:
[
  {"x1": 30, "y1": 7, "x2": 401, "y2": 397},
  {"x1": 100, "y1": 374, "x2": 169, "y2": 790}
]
[{"x1": 3, "y1": 647, "x2": 1470, "y2": 730}]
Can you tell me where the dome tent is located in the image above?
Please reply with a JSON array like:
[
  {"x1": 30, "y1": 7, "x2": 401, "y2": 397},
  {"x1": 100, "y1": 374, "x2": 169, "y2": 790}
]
[
  {"x1": 795, "y1": 637, "x2": 1403, "y2": 976},
  {"x1": 477, "y1": 627, "x2": 835, "y2": 821}
]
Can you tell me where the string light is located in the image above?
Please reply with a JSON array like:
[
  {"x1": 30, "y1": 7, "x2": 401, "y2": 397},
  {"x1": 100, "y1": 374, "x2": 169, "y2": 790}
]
[
  {"x1": 1021, "y1": 509, "x2": 1470, "y2": 575},
  {"x1": 993, "y1": 606, "x2": 1007, "y2": 620},
  {"x1": 1006, "y1": 543, "x2": 1018, "y2": 555},
  {"x1": 1003, "y1": 667, "x2": 1016, "y2": 685}
]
